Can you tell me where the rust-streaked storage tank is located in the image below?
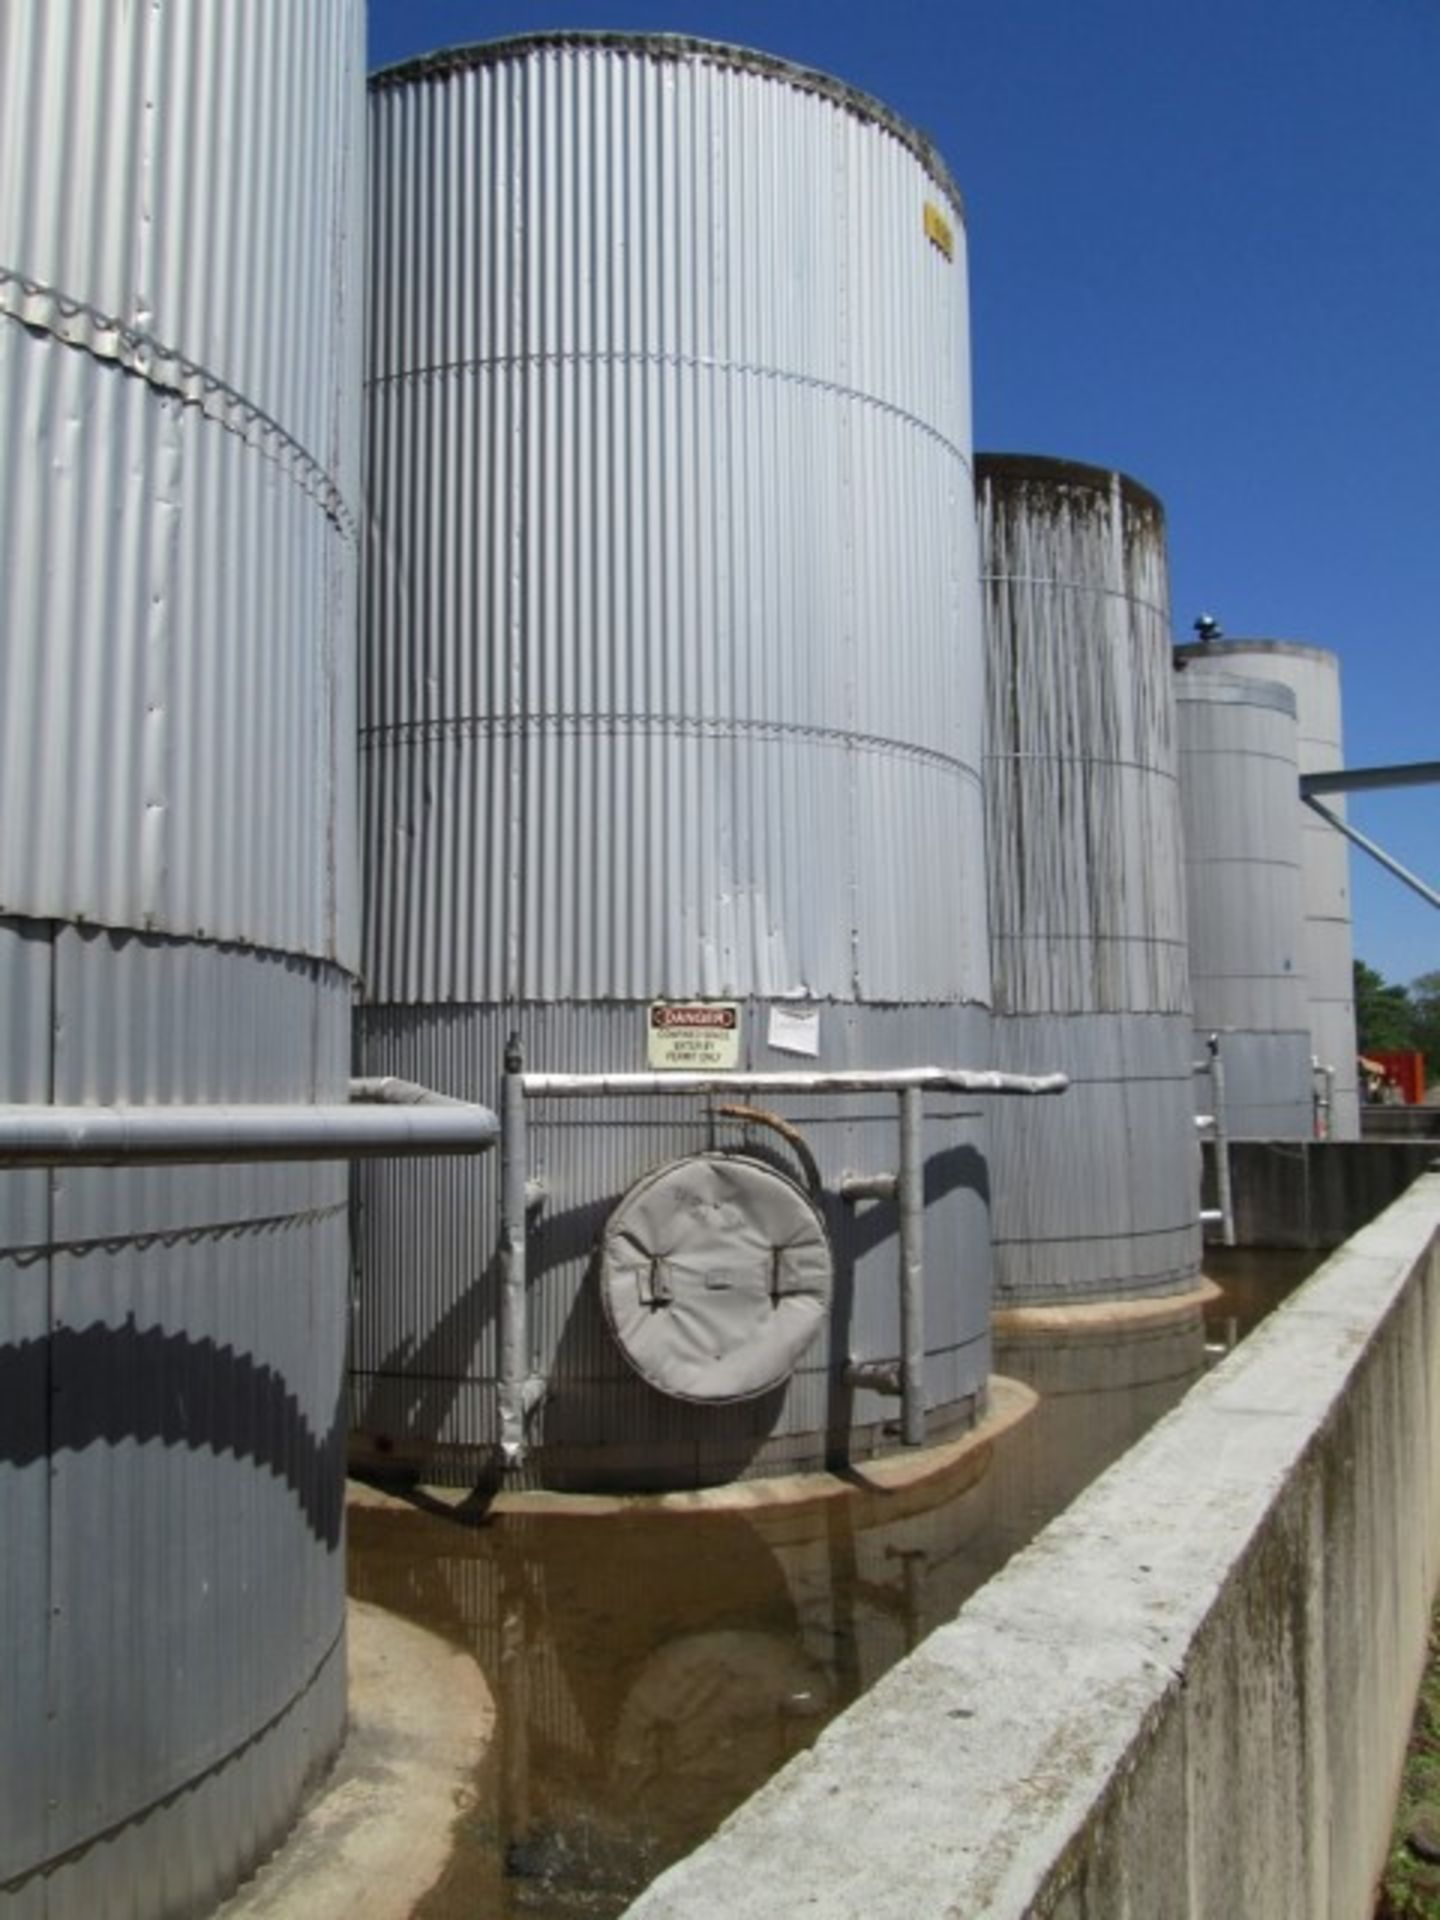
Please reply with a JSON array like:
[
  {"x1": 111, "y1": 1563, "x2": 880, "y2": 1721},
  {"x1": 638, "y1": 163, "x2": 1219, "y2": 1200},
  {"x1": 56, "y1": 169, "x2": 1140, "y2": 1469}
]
[
  {"x1": 356, "y1": 34, "x2": 993, "y2": 1488},
  {"x1": 0, "y1": 3, "x2": 364, "y2": 1910},
  {"x1": 978, "y1": 456, "x2": 1202, "y2": 1305},
  {"x1": 1175, "y1": 670, "x2": 1315, "y2": 1138},
  {"x1": 1173, "y1": 640, "x2": 1359, "y2": 1138}
]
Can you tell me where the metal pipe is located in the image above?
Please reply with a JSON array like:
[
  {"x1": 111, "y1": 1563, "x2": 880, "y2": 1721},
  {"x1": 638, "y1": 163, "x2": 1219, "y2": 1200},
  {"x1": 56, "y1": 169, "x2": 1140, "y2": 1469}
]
[
  {"x1": 499, "y1": 1039, "x2": 546, "y2": 1470},
  {"x1": 0, "y1": 1094, "x2": 499, "y2": 1167},
  {"x1": 1208, "y1": 1038, "x2": 1236, "y2": 1248},
  {"x1": 842, "y1": 1359, "x2": 902, "y2": 1395},
  {"x1": 521, "y1": 1068, "x2": 1067, "y2": 1098},
  {"x1": 897, "y1": 1086, "x2": 926, "y2": 1447},
  {"x1": 350, "y1": 1076, "x2": 468, "y2": 1107},
  {"x1": 839, "y1": 1172, "x2": 899, "y2": 1203},
  {"x1": 1302, "y1": 795, "x2": 1440, "y2": 911},
  {"x1": 499, "y1": 1040, "x2": 528, "y2": 1468}
]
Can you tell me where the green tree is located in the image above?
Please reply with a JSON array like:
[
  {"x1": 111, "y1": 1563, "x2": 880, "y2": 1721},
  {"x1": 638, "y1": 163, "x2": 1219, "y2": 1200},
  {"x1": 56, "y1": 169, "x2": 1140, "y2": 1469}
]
[
  {"x1": 1409, "y1": 970, "x2": 1440, "y2": 1085},
  {"x1": 1353, "y1": 959, "x2": 1415, "y2": 1055}
]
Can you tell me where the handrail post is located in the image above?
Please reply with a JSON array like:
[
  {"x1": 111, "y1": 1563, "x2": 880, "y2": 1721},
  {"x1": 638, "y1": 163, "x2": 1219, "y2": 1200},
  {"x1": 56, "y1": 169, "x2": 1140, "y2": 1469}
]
[{"x1": 898, "y1": 1085, "x2": 926, "y2": 1446}]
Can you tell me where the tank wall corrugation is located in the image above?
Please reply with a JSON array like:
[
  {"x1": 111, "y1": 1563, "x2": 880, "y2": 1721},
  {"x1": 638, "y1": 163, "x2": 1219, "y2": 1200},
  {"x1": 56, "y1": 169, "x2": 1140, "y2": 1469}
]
[
  {"x1": 359, "y1": 39, "x2": 990, "y2": 1486},
  {"x1": 0, "y1": 2, "x2": 364, "y2": 1910},
  {"x1": 987, "y1": 1013, "x2": 1201, "y2": 1300},
  {"x1": 0, "y1": 0, "x2": 365, "y2": 497},
  {"x1": 0, "y1": 926, "x2": 353, "y2": 1912},
  {"x1": 355, "y1": 1002, "x2": 993, "y2": 1487},
  {"x1": 978, "y1": 457, "x2": 1199, "y2": 1304},
  {"x1": 363, "y1": 41, "x2": 986, "y2": 1009},
  {"x1": 0, "y1": 323, "x2": 358, "y2": 968},
  {"x1": 1176, "y1": 672, "x2": 1314, "y2": 1139},
  {"x1": 367, "y1": 45, "x2": 967, "y2": 435},
  {"x1": 1173, "y1": 641, "x2": 1359, "y2": 1137},
  {"x1": 980, "y1": 472, "x2": 1187, "y2": 1016}
]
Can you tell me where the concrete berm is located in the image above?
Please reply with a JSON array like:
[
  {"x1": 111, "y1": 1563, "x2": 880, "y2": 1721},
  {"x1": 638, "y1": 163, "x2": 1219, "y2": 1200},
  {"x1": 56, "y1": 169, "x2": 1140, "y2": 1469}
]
[{"x1": 624, "y1": 1172, "x2": 1440, "y2": 1918}]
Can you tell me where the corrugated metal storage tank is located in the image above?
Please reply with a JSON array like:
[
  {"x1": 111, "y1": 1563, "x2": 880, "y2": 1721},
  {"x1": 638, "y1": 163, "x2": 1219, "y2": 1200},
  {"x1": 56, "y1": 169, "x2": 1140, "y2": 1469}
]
[
  {"x1": 357, "y1": 34, "x2": 992, "y2": 1488},
  {"x1": 0, "y1": 4, "x2": 364, "y2": 1913},
  {"x1": 1175, "y1": 670, "x2": 1314, "y2": 1138},
  {"x1": 978, "y1": 456, "x2": 1201, "y2": 1303},
  {"x1": 1173, "y1": 640, "x2": 1359, "y2": 1139}
]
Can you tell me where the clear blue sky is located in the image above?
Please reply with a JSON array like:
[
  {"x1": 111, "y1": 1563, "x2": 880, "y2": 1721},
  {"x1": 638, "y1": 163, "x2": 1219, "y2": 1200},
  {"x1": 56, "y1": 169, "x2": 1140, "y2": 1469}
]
[{"x1": 368, "y1": 0, "x2": 1438, "y2": 988}]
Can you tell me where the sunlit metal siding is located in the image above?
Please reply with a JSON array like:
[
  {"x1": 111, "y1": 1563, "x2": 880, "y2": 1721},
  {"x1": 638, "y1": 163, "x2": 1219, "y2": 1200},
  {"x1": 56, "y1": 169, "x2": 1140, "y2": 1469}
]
[
  {"x1": 358, "y1": 36, "x2": 989, "y2": 1484},
  {"x1": 978, "y1": 456, "x2": 1201, "y2": 1304},
  {"x1": 1173, "y1": 640, "x2": 1359, "y2": 1138},
  {"x1": 0, "y1": 265, "x2": 358, "y2": 965},
  {"x1": 362, "y1": 35, "x2": 982, "y2": 1008},
  {"x1": 1176, "y1": 671, "x2": 1314, "y2": 1138},
  {"x1": 0, "y1": 0, "x2": 364, "y2": 514},
  {"x1": 0, "y1": 1, "x2": 364, "y2": 1911}
]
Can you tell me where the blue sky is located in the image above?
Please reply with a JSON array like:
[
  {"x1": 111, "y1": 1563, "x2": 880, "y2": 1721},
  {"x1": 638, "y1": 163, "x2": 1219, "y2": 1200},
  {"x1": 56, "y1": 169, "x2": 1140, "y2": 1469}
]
[{"x1": 368, "y1": 1, "x2": 1438, "y2": 988}]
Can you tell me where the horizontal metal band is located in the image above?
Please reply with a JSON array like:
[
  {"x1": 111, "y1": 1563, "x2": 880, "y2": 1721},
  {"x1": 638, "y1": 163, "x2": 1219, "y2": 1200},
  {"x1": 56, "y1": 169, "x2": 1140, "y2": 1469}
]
[
  {"x1": 0, "y1": 1621, "x2": 346, "y2": 1896},
  {"x1": 368, "y1": 345, "x2": 971, "y2": 470},
  {"x1": 362, "y1": 709, "x2": 982, "y2": 784},
  {"x1": 0, "y1": 1201, "x2": 348, "y2": 1266},
  {"x1": 0, "y1": 264, "x2": 357, "y2": 543}
]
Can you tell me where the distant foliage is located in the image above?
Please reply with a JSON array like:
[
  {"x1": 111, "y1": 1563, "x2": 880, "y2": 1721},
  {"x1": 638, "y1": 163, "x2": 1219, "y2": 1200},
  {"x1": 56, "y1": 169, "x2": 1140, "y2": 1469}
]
[{"x1": 1354, "y1": 960, "x2": 1440, "y2": 1081}]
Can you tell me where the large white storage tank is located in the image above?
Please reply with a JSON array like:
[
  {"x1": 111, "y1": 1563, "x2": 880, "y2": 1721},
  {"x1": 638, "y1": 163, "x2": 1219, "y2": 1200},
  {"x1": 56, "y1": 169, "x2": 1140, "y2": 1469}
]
[
  {"x1": 1173, "y1": 640, "x2": 1359, "y2": 1139},
  {"x1": 0, "y1": 4, "x2": 364, "y2": 1911},
  {"x1": 357, "y1": 34, "x2": 994, "y2": 1489},
  {"x1": 1175, "y1": 669, "x2": 1315, "y2": 1138},
  {"x1": 977, "y1": 456, "x2": 1202, "y2": 1305}
]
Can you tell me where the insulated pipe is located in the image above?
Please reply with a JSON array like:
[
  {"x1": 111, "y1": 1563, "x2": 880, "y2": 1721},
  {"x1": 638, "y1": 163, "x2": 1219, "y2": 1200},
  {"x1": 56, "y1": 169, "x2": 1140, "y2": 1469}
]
[
  {"x1": 0, "y1": 1091, "x2": 499, "y2": 1167},
  {"x1": 897, "y1": 1085, "x2": 926, "y2": 1446},
  {"x1": 840, "y1": 1172, "x2": 900, "y2": 1203},
  {"x1": 350, "y1": 1076, "x2": 470, "y2": 1107},
  {"x1": 522, "y1": 1069, "x2": 1067, "y2": 1097},
  {"x1": 499, "y1": 1041, "x2": 546, "y2": 1469}
]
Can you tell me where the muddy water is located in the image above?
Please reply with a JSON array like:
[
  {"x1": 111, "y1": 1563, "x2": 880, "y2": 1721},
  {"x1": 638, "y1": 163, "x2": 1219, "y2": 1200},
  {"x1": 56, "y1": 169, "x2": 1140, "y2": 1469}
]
[{"x1": 347, "y1": 1254, "x2": 1317, "y2": 1919}]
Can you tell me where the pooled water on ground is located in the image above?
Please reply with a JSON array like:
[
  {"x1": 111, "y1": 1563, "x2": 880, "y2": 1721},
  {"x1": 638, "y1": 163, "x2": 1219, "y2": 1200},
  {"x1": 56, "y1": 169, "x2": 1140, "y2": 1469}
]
[{"x1": 347, "y1": 1249, "x2": 1317, "y2": 1919}]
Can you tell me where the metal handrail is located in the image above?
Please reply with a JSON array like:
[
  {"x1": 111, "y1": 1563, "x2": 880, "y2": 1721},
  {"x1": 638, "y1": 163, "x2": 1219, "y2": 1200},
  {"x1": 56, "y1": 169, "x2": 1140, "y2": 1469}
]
[{"x1": 498, "y1": 1048, "x2": 1069, "y2": 1469}]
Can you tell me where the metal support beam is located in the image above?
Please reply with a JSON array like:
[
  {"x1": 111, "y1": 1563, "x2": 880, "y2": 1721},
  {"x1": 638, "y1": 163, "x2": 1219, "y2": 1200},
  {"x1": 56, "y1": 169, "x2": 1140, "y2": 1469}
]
[
  {"x1": 1301, "y1": 795, "x2": 1440, "y2": 911},
  {"x1": 1299, "y1": 761, "x2": 1440, "y2": 796}
]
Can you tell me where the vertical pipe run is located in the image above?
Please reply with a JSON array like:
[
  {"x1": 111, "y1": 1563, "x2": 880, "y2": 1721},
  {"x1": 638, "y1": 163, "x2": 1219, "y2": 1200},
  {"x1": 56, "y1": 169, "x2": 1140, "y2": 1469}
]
[
  {"x1": 1209, "y1": 1038, "x2": 1237, "y2": 1248},
  {"x1": 500, "y1": 1037, "x2": 531, "y2": 1467},
  {"x1": 898, "y1": 1086, "x2": 926, "y2": 1446}
]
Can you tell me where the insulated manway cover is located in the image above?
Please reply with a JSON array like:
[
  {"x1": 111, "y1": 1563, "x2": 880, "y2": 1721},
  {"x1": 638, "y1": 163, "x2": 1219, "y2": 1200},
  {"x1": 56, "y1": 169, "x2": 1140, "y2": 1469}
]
[{"x1": 599, "y1": 1154, "x2": 833, "y2": 1402}]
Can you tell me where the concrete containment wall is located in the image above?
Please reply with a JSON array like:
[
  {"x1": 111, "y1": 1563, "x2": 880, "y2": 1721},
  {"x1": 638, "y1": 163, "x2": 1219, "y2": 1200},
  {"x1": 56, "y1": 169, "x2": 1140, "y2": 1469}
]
[
  {"x1": 1203, "y1": 1138, "x2": 1436, "y2": 1249},
  {"x1": 626, "y1": 1173, "x2": 1440, "y2": 1920}
]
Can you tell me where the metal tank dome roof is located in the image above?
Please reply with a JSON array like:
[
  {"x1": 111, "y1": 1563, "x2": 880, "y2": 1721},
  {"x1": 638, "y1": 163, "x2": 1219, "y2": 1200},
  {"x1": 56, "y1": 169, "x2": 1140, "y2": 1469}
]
[{"x1": 369, "y1": 30, "x2": 966, "y2": 219}]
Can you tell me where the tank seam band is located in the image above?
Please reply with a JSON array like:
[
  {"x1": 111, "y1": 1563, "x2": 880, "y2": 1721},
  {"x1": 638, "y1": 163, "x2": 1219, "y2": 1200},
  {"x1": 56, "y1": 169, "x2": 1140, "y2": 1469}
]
[
  {"x1": 368, "y1": 347, "x2": 970, "y2": 470},
  {"x1": 0, "y1": 1623, "x2": 347, "y2": 1896},
  {"x1": 360, "y1": 711, "x2": 982, "y2": 784},
  {"x1": 0, "y1": 266, "x2": 357, "y2": 544}
]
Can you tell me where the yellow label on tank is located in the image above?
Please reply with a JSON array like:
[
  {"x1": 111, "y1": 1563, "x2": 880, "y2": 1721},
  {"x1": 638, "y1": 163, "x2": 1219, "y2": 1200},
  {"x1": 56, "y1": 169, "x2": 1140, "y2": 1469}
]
[{"x1": 923, "y1": 201, "x2": 955, "y2": 261}]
